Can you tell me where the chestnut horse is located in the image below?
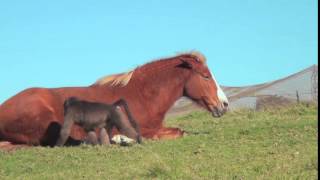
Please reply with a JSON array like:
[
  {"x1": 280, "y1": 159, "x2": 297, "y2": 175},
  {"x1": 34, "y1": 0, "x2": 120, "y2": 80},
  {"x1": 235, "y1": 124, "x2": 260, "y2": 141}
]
[{"x1": 0, "y1": 52, "x2": 228, "y2": 147}]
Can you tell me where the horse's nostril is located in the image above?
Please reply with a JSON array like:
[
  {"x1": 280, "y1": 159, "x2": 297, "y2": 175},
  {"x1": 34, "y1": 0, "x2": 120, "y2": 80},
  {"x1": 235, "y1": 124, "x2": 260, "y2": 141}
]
[{"x1": 223, "y1": 102, "x2": 229, "y2": 108}]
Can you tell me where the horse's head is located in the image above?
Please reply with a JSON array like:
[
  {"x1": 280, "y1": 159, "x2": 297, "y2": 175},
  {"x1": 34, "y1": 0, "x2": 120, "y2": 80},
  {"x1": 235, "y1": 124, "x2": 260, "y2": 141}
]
[{"x1": 179, "y1": 53, "x2": 229, "y2": 118}]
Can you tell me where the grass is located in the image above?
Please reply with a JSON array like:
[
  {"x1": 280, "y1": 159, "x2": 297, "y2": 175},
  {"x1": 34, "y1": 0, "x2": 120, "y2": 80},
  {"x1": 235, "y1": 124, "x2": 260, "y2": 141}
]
[{"x1": 0, "y1": 104, "x2": 318, "y2": 179}]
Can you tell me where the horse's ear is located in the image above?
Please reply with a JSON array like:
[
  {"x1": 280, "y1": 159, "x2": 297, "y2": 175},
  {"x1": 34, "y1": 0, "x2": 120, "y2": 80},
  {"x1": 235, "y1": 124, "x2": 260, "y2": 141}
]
[{"x1": 176, "y1": 58, "x2": 193, "y2": 69}]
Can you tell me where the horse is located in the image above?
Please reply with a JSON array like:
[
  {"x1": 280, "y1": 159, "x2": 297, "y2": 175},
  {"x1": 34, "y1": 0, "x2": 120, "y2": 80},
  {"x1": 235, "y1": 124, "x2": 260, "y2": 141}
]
[{"x1": 0, "y1": 51, "x2": 229, "y2": 147}]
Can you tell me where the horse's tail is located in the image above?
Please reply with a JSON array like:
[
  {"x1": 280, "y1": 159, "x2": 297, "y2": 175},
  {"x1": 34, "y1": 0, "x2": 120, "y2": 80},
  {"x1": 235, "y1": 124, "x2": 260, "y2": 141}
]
[
  {"x1": 0, "y1": 106, "x2": 3, "y2": 141},
  {"x1": 113, "y1": 99, "x2": 142, "y2": 143},
  {"x1": 0, "y1": 121, "x2": 4, "y2": 141}
]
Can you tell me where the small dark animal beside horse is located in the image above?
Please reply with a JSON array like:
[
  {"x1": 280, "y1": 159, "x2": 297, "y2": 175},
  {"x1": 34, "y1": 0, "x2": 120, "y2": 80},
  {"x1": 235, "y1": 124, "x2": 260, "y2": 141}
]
[
  {"x1": 0, "y1": 51, "x2": 229, "y2": 149},
  {"x1": 56, "y1": 97, "x2": 141, "y2": 146}
]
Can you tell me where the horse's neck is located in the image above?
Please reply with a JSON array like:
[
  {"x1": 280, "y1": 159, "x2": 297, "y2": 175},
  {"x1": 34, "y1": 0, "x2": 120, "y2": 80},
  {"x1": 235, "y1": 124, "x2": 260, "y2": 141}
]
[{"x1": 135, "y1": 68, "x2": 189, "y2": 117}]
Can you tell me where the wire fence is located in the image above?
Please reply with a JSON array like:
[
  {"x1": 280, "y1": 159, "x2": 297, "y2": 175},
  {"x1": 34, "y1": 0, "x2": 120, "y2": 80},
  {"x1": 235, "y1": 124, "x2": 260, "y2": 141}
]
[
  {"x1": 244, "y1": 91, "x2": 315, "y2": 100},
  {"x1": 229, "y1": 90, "x2": 318, "y2": 111}
]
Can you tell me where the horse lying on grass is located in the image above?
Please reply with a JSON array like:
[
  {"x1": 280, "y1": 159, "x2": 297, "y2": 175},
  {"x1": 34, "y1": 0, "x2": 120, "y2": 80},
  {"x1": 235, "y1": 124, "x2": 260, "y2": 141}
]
[{"x1": 0, "y1": 51, "x2": 229, "y2": 150}]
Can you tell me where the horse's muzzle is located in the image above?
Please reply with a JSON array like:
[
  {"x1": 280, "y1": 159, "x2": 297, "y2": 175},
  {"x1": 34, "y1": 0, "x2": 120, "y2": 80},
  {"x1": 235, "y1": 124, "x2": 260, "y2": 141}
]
[{"x1": 211, "y1": 102, "x2": 228, "y2": 118}]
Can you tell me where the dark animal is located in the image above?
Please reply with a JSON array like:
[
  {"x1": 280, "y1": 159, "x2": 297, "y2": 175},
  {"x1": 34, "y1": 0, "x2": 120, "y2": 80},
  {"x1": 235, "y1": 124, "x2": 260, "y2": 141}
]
[
  {"x1": 56, "y1": 97, "x2": 141, "y2": 146},
  {"x1": 0, "y1": 51, "x2": 229, "y2": 148}
]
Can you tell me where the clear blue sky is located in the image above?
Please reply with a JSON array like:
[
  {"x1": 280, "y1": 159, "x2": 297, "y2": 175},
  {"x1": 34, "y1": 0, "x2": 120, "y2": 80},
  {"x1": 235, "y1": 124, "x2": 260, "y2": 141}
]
[{"x1": 0, "y1": 0, "x2": 318, "y2": 103}]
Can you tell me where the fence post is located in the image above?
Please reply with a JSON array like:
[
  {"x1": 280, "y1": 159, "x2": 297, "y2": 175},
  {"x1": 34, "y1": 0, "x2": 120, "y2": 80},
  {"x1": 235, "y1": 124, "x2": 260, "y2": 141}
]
[{"x1": 296, "y1": 90, "x2": 300, "y2": 104}]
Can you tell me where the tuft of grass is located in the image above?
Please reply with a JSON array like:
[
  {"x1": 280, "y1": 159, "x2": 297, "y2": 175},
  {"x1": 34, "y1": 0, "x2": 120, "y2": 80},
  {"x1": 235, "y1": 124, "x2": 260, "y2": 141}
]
[{"x1": 0, "y1": 104, "x2": 318, "y2": 179}]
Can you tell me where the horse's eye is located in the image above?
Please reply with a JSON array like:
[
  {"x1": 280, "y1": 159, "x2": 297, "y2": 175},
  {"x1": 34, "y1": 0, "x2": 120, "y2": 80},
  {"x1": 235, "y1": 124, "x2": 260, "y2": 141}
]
[{"x1": 203, "y1": 76, "x2": 210, "y2": 80}]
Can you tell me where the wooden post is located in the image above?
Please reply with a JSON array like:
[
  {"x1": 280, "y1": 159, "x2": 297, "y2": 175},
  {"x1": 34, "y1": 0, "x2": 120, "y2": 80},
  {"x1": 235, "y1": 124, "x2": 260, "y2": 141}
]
[{"x1": 296, "y1": 90, "x2": 300, "y2": 104}]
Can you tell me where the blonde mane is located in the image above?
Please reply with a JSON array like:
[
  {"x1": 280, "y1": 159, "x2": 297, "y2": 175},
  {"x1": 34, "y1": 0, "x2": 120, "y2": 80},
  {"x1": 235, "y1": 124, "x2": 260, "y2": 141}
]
[
  {"x1": 176, "y1": 51, "x2": 207, "y2": 64},
  {"x1": 94, "y1": 51, "x2": 207, "y2": 87},
  {"x1": 94, "y1": 70, "x2": 134, "y2": 87},
  {"x1": 189, "y1": 51, "x2": 207, "y2": 64}
]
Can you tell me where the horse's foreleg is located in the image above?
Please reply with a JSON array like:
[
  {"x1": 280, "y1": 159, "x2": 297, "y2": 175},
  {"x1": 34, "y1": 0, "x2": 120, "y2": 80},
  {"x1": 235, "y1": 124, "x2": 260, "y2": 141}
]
[{"x1": 142, "y1": 127, "x2": 185, "y2": 140}]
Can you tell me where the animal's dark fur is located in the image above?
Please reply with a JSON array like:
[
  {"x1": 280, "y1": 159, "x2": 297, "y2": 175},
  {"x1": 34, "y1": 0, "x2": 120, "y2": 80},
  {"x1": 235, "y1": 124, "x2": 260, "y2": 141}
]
[{"x1": 56, "y1": 97, "x2": 141, "y2": 146}]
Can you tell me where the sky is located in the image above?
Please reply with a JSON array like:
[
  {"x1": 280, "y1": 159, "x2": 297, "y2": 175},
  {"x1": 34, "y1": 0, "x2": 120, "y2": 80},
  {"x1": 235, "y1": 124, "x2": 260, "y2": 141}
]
[{"x1": 0, "y1": 0, "x2": 318, "y2": 103}]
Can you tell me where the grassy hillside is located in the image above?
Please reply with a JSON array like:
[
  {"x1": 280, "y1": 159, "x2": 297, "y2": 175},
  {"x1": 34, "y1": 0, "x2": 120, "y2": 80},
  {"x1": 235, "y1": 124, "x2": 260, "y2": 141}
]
[{"x1": 0, "y1": 104, "x2": 318, "y2": 179}]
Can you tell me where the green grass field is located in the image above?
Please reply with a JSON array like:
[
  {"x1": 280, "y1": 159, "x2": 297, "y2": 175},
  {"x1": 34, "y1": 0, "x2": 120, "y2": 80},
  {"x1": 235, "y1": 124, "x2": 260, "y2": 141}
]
[{"x1": 0, "y1": 104, "x2": 318, "y2": 179}]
